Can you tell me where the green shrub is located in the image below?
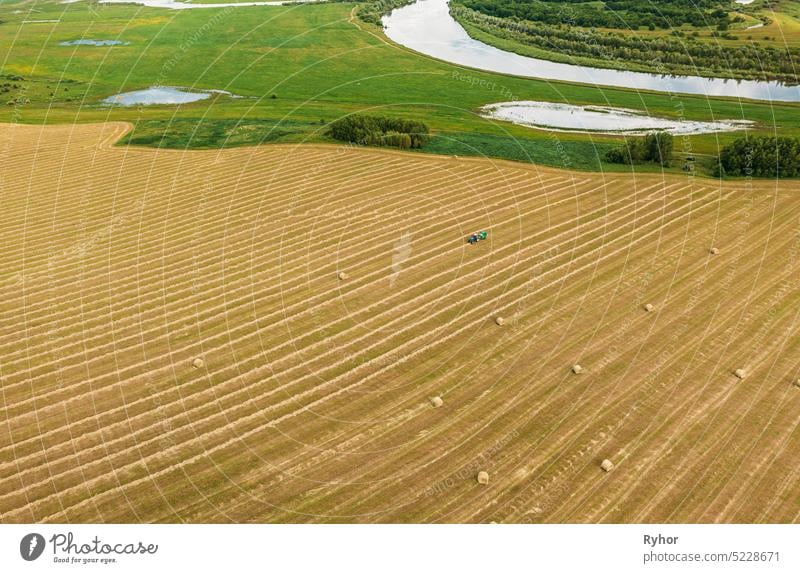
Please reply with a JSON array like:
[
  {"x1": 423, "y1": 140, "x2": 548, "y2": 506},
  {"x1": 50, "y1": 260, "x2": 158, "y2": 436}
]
[
  {"x1": 715, "y1": 136, "x2": 800, "y2": 178},
  {"x1": 328, "y1": 114, "x2": 430, "y2": 149},
  {"x1": 605, "y1": 131, "x2": 673, "y2": 166}
]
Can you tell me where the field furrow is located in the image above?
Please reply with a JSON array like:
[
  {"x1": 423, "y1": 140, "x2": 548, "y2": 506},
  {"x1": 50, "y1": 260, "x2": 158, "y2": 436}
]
[{"x1": 1, "y1": 122, "x2": 798, "y2": 524}]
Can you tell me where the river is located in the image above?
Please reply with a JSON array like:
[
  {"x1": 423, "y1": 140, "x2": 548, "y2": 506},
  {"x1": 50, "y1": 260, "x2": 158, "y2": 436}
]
[{"x1": 382, "y1": 0, "x2": 800, "y2": 102}]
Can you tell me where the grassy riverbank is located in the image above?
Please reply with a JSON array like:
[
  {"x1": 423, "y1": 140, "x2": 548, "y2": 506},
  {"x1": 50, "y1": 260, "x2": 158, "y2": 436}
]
[{"x1": 1, "y1": 0, "x2": 799, "y2": 175}]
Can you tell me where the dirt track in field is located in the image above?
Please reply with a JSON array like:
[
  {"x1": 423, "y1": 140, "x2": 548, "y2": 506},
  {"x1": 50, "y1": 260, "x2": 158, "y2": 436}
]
[{"x1": 1, "y1": 122, "x2": 799, "y2": 523}]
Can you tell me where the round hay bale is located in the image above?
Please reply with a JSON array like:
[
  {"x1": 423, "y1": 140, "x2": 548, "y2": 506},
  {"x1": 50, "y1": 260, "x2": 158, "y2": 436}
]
[
  {"x1": 734, "y1": 368, "x2": 746, "y2": 379},
  {"x1": 477, "y1": 471, "x2": 489, "y2": 485},
  {"x1": 192, "y1": 357, "x2": 204, "y2": 369},
  {"x1": 430, "y1": 396, "x2": 444, "y2": 408},
  {"x1": 644, "y1": 303, "x2": 654, "y2": 312},
  {"x1": 495, "y1": 316, "x2": 505, "y2": 326},
  {"x1": 571, "y1": 364, "x2": 583, "y2": 375},
  {"x1": 793, "y1": 378, "x2": 800, "y2": 388},
  {"x1": 338, "y1": 271, "x2": 348, "y2": 281},
  {"x1": 710, "y1": 247, "x2": 719, "y2": 255},
  {"x1": 600, "y1": 459, "x2": 614, "y2": 472}
]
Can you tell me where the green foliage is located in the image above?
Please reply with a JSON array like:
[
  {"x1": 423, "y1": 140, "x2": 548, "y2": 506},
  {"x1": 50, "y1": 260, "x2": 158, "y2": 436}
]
[
  {"x1": 716, "y1": 136, "x2": 800, "y2": 178},
  {"x1": 605, "y1": 132, "x2": 674, "y2": 166},
  {"x1": 328, "y1": 114, "x2": 430, "y2": 149},
  {"x1": 2, "y1": 1, "x2": 799, "y2": 175},
  {"x1": 121, "y1": 119, "x2": 307, "y2": 149},
  {"x1": 0, "y1": 74, "x2": 84, "y2": 106},
  {"x1": 451, "y1": 6, "x2": 800, "y2": 82},
  {"x1": 454, "y1": 0, "x2": 730, "y2": 31},
  {"x1": 357, "y1": 0, "x2": 416, "y2": 26},
  {"x1": 422, "y1": 132, "x2": 611, "y2": 171}
]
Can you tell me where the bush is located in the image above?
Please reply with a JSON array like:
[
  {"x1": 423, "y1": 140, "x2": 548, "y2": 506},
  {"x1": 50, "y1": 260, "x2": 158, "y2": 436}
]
[
  {"x1": 605, "y1": 131, "x2": 673, "y2": 166},
  {"x1": 328, "y1": 114, "x2": 430, "y2": 149},
  {"x1": 715, "y1": 136, "x2": 800, "y2": 178}
]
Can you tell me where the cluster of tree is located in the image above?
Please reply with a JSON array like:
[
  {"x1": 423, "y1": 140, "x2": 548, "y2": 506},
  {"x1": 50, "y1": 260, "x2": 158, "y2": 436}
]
[
  {"x1": 455, "y1": 0, "x2": 729, "y2": 31},
  {"x1": 357, "y1": 0, "x2": 415, "y2": 26},
  {"x1": 605, "y1": 132, "x2": 674, "y2": 166},
  {"x1": 328, "y1": 114, "x2": 430, "y2": 149},
  {"x1": 715, "y1": 136, "x2": 800, "y2": 178},
  {"x1": 451, "y1": 7, "x2": 800, "y2": 82}
]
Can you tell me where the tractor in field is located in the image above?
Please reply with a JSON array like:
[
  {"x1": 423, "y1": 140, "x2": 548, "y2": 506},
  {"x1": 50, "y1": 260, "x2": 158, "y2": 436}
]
[{"x1": 467, "y1": 230, "x2": 487, "y2": 245}]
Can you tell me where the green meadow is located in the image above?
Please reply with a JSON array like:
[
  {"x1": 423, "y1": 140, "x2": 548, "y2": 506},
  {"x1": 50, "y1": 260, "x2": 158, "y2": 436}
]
[{"x1": 1, "y1": 0, "x2": 799, "y2": 174}]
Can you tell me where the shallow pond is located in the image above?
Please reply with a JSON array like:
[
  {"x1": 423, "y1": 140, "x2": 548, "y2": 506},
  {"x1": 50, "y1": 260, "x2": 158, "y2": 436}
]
[
  {"x1": 60, "y1": 39, "x2": 128, "y2": 46},
  {"x1": 382, "y1": 0, "x2": 800, "y2": 102},
  {"x1": 101, "y1": 86, "x2": 227, "y2": 106},
  {"x1": 481, "y1": 101, "x2": 754, "y2": 135}
]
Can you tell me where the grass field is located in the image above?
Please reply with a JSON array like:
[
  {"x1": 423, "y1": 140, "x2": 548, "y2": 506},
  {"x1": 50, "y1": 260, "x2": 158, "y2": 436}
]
[
  {"x1": 2, "y1": 122, "x2": 799, "y2": 523},
  {"x1": 746, "y1": 0, "x2": 800, "y2": 47},
  {"x1": 601, "y1": 0, "x2": 800, "y2": 48},
  {"x1": 1, "y1": 0, "x2": 800, "y2": 175},
  {"x1": 589, "y1": 1, "x2": 800, "y2": 48},
  {"x1": 454, "y1": 0, "x2": 800, "y2": 53},
  {"x1": 451, "y1": 0, "x2": 800, "y2": 85}
]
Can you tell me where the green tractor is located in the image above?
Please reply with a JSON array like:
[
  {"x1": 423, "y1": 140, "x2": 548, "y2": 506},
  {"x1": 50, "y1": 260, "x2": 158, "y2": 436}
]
[{"x1": 467, "y1": 230, "x2": 487, "y2": 245}]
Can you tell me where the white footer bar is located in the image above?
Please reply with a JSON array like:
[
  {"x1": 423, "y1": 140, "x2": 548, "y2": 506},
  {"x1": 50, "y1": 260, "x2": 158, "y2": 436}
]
[{"x1": 2, "y1": 524, "x2": 797, "y2": 573}]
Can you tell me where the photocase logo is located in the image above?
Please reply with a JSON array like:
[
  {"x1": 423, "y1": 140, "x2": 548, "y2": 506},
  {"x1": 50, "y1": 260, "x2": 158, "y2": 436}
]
[{"x1": 20, "y1": 533, "x2": 45, "y2": 561}]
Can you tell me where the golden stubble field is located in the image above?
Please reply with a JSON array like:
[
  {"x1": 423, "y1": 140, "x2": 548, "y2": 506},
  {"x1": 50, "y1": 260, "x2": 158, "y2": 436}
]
[{"x1": 1, "y1": 122, "x2": 799, "y2": 523}]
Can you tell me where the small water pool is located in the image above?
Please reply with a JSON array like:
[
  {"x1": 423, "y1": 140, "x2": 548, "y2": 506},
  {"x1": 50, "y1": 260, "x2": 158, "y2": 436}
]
[
  {"x1": 480, "y1": 101, "x2": 753, "y2": 135},
  {"x1": 101, "y1": 86, "x2": 227, "y2": 106},
  {"x1": 60, "y1": 39, "x2": 128, "y2": 46}
]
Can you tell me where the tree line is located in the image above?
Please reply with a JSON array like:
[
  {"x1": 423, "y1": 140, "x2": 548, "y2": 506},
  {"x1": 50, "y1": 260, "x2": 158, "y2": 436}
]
[
  {"x1": 455, "y1": 0, "x2": 730, "y2": 31},
  {"x1": 605, "y1": 132, "x2": 674, "y2": 166},
  {"x1": 328, "y1": 114, "x2": 431, "y2": 149},
  {"x1": 602, "y1": 133, "x2": 800, "y2": 177},
  {"x1": 716, "y1": 136, "x2": 800, "y2": 178},
  {"x1": 451, "y1": 6, "x2": 800, "y2": 83}
]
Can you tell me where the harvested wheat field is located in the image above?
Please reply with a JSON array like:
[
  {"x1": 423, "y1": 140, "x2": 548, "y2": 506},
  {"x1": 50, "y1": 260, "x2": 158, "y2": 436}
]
[{"x1": 2, "y1": 122, "x2": 800, "y2": 524}]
